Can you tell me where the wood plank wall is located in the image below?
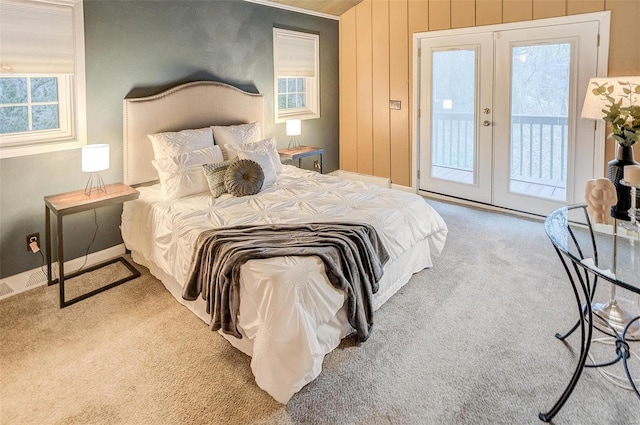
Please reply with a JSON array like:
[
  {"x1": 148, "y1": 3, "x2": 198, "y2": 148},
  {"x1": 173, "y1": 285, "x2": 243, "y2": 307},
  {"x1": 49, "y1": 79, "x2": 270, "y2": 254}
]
[{"x1": 339, "y1": 0, "x2": 640, "y2": 186}]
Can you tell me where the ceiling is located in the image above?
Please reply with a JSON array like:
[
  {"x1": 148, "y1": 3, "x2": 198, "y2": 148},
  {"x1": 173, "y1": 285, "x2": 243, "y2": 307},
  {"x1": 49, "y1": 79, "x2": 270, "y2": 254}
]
[{"x1": 267, "y1": 0, "x2": 363, "y2": 17}]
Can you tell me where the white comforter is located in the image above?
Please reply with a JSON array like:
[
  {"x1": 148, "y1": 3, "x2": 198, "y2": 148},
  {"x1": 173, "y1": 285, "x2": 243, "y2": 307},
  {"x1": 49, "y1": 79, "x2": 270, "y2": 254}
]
[{"x1": 121, "y1": 165, "x2": 447, "y2": 403}]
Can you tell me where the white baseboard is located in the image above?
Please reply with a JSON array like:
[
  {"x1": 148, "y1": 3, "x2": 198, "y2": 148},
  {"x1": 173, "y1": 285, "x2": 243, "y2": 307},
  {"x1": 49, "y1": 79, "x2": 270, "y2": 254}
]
[
  {"x1": 330, "y1": 170, "x2": 417, "y2": 193},
  {"x1": 418, "y1": 190, "x2": 546, "y2": 221},
  {"x1": 391, "y1": 183, "x2": 414, "y2": 193},
  {"x1": 330, "y1": 170, "x2": 391, "y2": 188},
  {"x1": 0, "y1": 244, "x2": 126, "y2": 301}
]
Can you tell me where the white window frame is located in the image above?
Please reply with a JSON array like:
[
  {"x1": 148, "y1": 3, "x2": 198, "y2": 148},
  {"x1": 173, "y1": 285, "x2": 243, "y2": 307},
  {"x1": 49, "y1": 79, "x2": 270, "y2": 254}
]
[
  {"x1": 1, "y1": 75, "x2": 73, "y2": 141},
  {"x1": 273, "y1": 28, "x2": 320, "y2": 123},
  {"x1": 0, "y1": 0, "x2": 86, "y2": 159}
]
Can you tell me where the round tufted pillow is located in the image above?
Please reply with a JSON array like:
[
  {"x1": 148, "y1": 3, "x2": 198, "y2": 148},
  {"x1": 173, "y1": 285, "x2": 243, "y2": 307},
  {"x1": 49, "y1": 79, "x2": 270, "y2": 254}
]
[{"x1": 224, "y1": 159, "x2": 265, "y2": 197}]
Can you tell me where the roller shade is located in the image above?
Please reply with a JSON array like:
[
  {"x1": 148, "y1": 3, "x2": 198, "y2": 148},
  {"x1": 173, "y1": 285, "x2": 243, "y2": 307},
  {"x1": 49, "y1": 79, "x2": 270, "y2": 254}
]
[
  {"x1": 0, "y1": 0, "x2": 75, "y2": 74},
  {"x1": 274, "y1": 29, "x2": 318, "y2": 78}
]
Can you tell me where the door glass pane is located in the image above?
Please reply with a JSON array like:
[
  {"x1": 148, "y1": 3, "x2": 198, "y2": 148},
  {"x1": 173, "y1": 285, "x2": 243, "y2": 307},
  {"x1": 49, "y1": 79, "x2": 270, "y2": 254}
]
[
  {"x1": 509, "y1": 43, "x2": 570, "y2": 201},
  {"x1": 431, "y1": 49, "x2": 476, "y2": 184}
]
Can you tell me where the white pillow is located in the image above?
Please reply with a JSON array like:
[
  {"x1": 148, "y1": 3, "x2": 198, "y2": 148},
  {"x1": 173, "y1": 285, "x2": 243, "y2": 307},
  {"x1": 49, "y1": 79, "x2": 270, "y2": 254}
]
[
  {"x1": 152, "y1": 145, "x2": 224, "y2": 199},
  {"x1": 148, "y1": 127, "x2": 214, "y2": 160},
  {"x1": 211, "y1": 122, "x2": 261, "y2": 159},
  {"x1": 225, "y1": 137, "x2": 283, "y2": 173},
  {"x1": 237, "y1": 149, "x2": 277, "y2": 189}
]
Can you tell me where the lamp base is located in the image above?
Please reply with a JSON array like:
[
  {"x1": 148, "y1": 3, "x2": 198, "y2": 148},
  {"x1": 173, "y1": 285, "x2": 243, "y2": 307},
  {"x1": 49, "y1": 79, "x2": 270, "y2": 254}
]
[
  {"x1": 84, "y1": 172, "x2": 107, "y2": 196},
  {"x1": 592, "y1": 299, "x2": 640, "y2": 341},
  {"x1": 607, "y1": 145, "x2": 637, "y2": 221},
  {"x1": 288, "y1": 136, "x2": 302, "y2": 150}
]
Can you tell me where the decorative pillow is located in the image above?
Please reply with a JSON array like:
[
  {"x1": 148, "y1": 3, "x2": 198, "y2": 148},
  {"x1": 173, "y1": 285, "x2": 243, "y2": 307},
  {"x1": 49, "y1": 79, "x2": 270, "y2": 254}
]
[
  {"x1": 148, "y1": 127, "x2": 214, "y2": 159},
  {"x1": 224, "y1": 137, "x2": 283, "y2": 173},
  {"x1": 152, "y1": 145, "x2": 223, "y2": 199},
  {"x1": 211, "y1": 122, "x2": 261, "y2": 159},
  {"x1": 224, "y1": 159, "x2": 265, "y2": 197},
  {"x1": 203, "y1": 159, "x2": 236, "y2": 198},
  {"x1": 236, "y1": 149, "x2": 277, "y2": 189}
]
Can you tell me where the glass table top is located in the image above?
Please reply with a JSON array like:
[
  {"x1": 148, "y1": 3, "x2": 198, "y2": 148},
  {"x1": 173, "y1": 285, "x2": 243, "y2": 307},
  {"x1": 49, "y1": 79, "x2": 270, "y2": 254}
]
[{"x1": 545, "y1": 205, "x2": 640, "y2": 294}]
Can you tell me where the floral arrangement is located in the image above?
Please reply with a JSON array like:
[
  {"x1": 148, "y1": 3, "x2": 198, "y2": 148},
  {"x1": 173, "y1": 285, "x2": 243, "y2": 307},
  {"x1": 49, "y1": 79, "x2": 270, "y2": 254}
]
[{"x1": 589, "y1": 79, "x2": 640, "y2": 147}]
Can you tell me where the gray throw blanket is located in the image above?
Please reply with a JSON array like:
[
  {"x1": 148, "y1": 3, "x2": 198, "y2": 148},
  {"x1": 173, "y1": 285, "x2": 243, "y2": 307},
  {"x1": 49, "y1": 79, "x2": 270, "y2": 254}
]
[{"x1": 182, "y1": 222, "x2": 390, "y2": 342}]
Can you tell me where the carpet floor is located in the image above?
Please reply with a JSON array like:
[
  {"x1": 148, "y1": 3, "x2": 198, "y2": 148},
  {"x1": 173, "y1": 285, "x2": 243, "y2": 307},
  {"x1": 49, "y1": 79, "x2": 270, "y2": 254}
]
[{"x1": 1, "y1": 199, "x2": 639, "y2": 425}]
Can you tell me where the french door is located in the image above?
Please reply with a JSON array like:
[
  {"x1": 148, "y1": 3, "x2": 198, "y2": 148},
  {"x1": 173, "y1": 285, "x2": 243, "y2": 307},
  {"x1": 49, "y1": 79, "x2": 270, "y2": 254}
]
[
  {"x1": 418, "y1": 17, "x2": 604, "y2": 216},
  {"x1": 419, "y1": 33, "x2": 494, "y2": 203}
]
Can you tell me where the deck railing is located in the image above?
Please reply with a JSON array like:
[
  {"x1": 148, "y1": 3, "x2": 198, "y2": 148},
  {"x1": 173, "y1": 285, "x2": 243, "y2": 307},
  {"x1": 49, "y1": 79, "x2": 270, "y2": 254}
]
[{"x1": 432, "y1": 112, "x2": 568, "y2": 187}]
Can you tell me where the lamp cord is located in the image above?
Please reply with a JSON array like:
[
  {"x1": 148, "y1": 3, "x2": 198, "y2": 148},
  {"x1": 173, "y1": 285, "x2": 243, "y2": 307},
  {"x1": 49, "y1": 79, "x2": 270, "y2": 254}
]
[
  {"x1": 39, "y1": 209, "x2": 99, "y2": 282},
  {"x1": 73, "y1": 208, "x2": 99, "y2": 274},
  {"x1": 588, "y1": 336, "x2": 640, "y2": 391}
]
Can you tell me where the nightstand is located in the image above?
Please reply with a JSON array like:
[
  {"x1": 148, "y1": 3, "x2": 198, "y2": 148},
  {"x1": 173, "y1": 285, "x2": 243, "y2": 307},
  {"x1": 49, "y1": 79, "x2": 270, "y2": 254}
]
[
  {"x1": 278, "y1": 146, "x2": 324, "y2": 173},
  {"x1": 45, "y1": 183, "x2": 141, "y2": 308}
]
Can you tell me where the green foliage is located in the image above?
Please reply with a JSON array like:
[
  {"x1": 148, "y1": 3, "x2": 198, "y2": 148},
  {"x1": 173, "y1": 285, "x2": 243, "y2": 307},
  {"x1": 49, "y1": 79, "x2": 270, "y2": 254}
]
[{"x1": 591, "y1": 80, "x2": 640, "y2": 147}]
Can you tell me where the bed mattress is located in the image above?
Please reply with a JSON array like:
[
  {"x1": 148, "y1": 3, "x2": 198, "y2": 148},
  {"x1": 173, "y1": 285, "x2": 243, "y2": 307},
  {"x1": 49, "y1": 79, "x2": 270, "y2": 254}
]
[{"x1": 121, "y1": 165, "x2": 447, "y2": 402}]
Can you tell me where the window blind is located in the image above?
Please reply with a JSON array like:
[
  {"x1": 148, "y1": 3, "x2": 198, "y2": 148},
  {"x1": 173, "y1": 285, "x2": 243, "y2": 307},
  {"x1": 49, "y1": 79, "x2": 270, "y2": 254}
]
[
  {"x1": 274, "y1": 29, "x2": 317, "y2": 78},
  {"x1": 0, "y1": 0, "x2": 75, "y2": 74}
]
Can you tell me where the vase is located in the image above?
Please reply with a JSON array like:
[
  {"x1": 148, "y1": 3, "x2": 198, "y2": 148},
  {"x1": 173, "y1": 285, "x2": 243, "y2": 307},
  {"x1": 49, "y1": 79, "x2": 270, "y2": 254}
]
[{"x1": 607, "y1": 145, "x2": 639, "y2": 221}]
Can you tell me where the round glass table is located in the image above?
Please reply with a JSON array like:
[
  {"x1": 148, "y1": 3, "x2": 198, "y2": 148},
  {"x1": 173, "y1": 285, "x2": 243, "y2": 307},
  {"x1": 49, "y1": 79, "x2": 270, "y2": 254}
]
[{"x1": 541, "y1": 204, "x2": 639, "y2": 422}]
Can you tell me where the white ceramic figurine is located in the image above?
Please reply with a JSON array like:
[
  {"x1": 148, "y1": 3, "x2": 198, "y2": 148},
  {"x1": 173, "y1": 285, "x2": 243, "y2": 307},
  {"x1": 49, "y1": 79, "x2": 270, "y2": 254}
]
[{"x1": 585, "y1": 178, "x2": 618, "y2": 224}]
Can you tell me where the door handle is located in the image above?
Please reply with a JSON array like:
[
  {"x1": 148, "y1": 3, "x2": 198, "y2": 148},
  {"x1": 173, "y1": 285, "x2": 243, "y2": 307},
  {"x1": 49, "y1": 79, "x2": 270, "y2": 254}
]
[{"x1": 483, "y1": 120, "x2": 491, "y2": 127}]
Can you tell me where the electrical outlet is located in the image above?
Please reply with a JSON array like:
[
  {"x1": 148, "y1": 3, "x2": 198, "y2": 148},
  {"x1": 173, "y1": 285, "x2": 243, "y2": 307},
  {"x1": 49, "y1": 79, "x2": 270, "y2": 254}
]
[{"x1": 26, "y1": 233, "x2": 40, "y2": 253}]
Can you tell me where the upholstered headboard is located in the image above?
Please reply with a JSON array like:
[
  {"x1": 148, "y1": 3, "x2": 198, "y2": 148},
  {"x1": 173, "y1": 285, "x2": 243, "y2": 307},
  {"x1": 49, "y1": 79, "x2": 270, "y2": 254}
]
[{"x1": 123, "y1": 81, "x2": 264, "y2": 186}]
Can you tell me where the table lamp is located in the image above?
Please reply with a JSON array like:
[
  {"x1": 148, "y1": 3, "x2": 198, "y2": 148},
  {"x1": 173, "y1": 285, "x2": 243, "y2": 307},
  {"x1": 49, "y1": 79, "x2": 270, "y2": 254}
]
[
  {"x1": 581, "y1": 77, "x2": 640, "y2": 337},
  {"x1": 581, "y1": 76, "x2": 640, "y2": 221},
  {"x1": 82, "y1": 143, "x2": 109, "y2": 196},
  {"x1": 286, "y1": 119, "x2": 302, "y2": 149}
]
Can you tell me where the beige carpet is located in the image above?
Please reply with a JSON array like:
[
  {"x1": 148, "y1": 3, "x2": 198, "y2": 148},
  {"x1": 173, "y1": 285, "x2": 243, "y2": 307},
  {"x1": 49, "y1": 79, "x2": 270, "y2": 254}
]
[{"x1": 1, "y1": 200, "x2": 639, "y2": 425}]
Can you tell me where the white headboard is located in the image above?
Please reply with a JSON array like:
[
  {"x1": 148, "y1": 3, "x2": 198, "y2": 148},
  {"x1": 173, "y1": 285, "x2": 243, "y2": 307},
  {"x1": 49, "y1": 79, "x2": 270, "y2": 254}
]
[{"x1": 123, "y1": 81, "x2": 264, "y2": 186}]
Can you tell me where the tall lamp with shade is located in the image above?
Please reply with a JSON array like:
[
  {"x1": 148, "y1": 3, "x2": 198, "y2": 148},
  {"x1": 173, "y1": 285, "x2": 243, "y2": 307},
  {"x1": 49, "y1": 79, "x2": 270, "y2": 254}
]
[
  {"x1": 581, "y1": 76, "x2": 640, "y2": 219},
  {"x1": 580, "y1": 76, "x2": 640, "y2": 337},
  {"x1": 82, "y1": 143, "x2": 110, "y2": 196}
]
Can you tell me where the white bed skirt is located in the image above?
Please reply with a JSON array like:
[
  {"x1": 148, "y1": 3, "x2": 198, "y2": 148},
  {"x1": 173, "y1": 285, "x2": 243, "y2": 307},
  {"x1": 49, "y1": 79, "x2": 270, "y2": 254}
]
[
  {"x1": 122, "y1": 166, "x2": 447, "y2": 402},
  {"x1": 130, "y1": 235, "x2": 435, "y2": 403}
]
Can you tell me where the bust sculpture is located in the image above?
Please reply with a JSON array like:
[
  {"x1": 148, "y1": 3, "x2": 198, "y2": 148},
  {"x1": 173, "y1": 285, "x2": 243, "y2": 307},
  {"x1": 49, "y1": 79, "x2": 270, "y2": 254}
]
[{"x1": 585, "y1": 178, "x2": 618, "y2": 224}]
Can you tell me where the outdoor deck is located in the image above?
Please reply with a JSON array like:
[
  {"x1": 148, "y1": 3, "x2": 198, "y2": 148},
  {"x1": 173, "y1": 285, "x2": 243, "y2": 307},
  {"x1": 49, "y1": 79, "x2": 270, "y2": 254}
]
[
  {"x1": 430, "y1": 113, "x2": 568, "y2": 202},
  {"x1": 431, "y1": 166, "x2": 566, "y2": 202}
]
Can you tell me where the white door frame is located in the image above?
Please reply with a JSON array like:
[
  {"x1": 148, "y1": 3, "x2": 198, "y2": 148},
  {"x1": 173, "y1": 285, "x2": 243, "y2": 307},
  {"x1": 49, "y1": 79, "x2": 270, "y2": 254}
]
[
  {"x1": 412, "y1": 11, "x2": 610, "y2": 204},
  {"x1": 418, "y1": 33, "x2": 494, "y2": 203}
]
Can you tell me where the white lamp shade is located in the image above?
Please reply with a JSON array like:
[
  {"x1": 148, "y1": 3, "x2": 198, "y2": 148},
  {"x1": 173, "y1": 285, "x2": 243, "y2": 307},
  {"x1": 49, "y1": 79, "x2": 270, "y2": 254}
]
[
  {"x1": 82, "y1": 144, "x2": 110, "y2": 172},
  {"x1": 581, "y1": 76, "x2": 640, "y2": 120},
  {"x1": 286, "y1": 119, "x2": 301, "y2": 136}
]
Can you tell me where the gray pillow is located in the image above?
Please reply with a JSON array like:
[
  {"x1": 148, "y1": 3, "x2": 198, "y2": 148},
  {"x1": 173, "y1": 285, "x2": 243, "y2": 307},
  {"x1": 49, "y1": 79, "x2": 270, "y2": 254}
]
[
  {"x1": 224, "y1": 159, "x2": 264, "y2": 197},
  {"x1": 203, "y1": 160, "x2": 235, "y2": 198}
]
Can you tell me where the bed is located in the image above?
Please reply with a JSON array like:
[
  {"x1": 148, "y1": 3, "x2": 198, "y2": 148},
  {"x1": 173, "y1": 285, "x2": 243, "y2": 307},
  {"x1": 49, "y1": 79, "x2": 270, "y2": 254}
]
[{"x1": 120, "y1": 80, "x2": 448, "y2": 403}]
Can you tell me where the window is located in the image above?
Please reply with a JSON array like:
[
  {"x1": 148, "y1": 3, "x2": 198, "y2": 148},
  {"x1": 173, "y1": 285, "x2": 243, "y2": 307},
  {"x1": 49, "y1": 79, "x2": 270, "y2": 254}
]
[
  {"x1": 273, "y1": 28, "x2": 319, "y2": 123},
  {"x1": 0, "y1": 0, "x2": 86, "y2": 158},
  {"x1": 1, "y1": 76, "x2": 68, "y2": 134},
  {"x1": 278, "y1": 77, "x2": 306, "y2": 110}
]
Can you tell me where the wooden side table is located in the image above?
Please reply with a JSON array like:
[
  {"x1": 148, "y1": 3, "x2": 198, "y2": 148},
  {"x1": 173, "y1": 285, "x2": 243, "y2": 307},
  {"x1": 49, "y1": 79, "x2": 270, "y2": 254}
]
[
  {"x1": 278, "y1": 146, "x2": 324, "y2": 173},
  {"x1": 45, "y1": 183, "x2": 140, "y2": 308}
]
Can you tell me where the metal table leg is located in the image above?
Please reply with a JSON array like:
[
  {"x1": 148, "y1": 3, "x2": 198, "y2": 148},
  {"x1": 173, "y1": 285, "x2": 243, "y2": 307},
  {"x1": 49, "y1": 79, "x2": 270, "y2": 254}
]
[{"x1": 539, "y1": 252, "x2": 594, "y2": 422}]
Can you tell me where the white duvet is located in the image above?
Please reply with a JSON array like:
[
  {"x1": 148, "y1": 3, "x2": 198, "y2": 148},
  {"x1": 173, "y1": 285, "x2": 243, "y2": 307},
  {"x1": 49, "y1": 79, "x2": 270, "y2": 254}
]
[{"x1": 121, "y1": 165, "x2": 447, "y2": 403}]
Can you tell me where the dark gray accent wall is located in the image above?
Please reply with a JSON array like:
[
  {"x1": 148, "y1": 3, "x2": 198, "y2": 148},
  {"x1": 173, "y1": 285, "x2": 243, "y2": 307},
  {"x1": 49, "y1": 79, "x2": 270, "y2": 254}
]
[{"x1": 0, "y1": 0, "x2": 339, "y2": 279}]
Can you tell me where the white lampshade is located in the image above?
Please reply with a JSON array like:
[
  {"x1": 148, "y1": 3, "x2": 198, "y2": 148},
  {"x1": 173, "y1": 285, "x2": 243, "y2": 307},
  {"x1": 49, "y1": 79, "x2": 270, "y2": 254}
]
[
  {"x1": 286, "y1": 119, "x2": 301, "y2": 136},
  {"x1": 82, "y1": 144, "x2": 110, "y2": 172},
  {"x1": 581, "y1": 76, "x2": 640, "y2": 120}
]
